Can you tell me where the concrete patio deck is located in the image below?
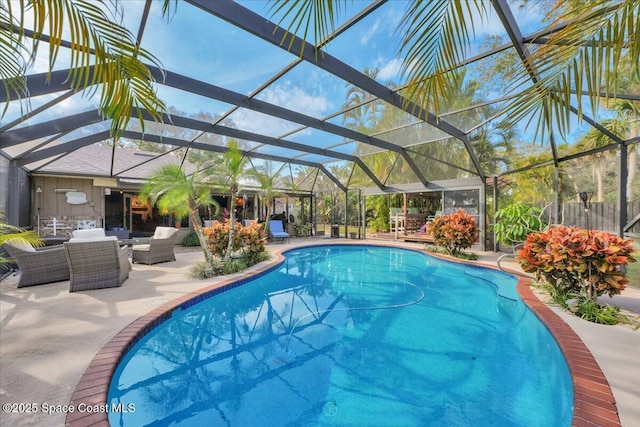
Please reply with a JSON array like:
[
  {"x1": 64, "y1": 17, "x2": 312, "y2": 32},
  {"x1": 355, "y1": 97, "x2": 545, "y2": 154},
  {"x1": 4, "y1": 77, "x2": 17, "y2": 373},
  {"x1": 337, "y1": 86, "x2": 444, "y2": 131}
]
[{"x1": 1, "y1": 238, "x2": 638, "y2": 426}]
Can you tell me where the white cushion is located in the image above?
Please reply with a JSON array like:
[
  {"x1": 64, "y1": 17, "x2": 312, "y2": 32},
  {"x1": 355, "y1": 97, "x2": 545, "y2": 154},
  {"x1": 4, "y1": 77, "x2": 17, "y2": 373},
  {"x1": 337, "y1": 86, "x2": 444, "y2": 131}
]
[
  {"x1": 72, "y1": 228, "x2": 107, "y2": 239},
  {"x1": 8, "y1": 240, "x2": 36, "y2": 252},
  {"x1": 153, "y1": 227, "x2": 176, "y2": 239},
  {"x1": 68, "y1": 236, "x2": 118, "y2": 243},
  {"x1": 132, "y1": 244, "x2": 150, "y2": 252}
]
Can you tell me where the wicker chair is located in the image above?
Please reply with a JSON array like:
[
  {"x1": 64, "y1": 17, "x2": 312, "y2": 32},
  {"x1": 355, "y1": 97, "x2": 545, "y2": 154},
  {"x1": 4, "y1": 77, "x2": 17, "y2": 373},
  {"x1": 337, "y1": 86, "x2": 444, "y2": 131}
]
[
  {"x1": 64, "y1": 240, "x2": 130, "y2": 292},
  {"x1": 3, "y1": 241, "x2": 70, "y2": 288},
  {"x1": 132, "y1": 227, "x2": 178, "y2": 265}
]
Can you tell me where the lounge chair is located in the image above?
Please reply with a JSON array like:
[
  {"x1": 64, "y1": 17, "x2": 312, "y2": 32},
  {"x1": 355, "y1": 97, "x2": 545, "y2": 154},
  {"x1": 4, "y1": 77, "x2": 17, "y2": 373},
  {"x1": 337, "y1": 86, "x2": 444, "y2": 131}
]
[
  {"x1": 268, "y1": 220, "x2": 289, "y2": 243},
  {"x1": 3, "y1": 241, "x2": 70, "y2": 287},
  {"x1": 131, "y1": 226, "x2": 178, "y2": 265},
  {"x1": 64, "y1": 240, "x2": 130, "y2": 292}
]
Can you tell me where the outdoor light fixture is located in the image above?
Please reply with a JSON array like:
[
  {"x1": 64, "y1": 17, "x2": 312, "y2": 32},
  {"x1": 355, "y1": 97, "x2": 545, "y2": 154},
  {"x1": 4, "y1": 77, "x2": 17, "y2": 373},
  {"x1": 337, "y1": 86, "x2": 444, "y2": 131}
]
[
  {"x1": 36, "y1": 186, "x2": 42, "y2": 193},
  {"x1": 54, "y1": 188, "x2": 77, "y2": 193},
  {"x1": 579, "y1": 191, "x2": 591, "y2": 211},
  {"x1": 579, "y1": 191, "x2": 593, "y2": 231}
]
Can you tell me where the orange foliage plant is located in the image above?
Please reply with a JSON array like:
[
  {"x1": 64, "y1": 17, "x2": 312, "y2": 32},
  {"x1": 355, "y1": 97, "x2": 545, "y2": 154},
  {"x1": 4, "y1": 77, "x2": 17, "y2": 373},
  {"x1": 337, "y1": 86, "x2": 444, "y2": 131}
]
[
  {"x1": 516, "y1": 225, "x2": 635, "y2": 302},
  {"x1": 428, "y1": 209, "x2": 480, "y2": 256}
]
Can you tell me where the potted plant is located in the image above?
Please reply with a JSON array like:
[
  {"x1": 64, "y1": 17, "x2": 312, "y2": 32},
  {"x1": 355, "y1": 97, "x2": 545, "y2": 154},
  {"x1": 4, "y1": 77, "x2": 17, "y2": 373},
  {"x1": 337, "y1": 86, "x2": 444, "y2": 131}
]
[{"x1": 493, "y1": 203, "x2": 546, "y2": 251}]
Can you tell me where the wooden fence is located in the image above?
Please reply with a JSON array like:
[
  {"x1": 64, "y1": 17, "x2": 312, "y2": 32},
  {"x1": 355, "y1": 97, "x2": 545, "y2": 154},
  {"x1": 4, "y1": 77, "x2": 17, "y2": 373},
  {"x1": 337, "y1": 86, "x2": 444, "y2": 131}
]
[{"x1": 561, "y1": 201, "x2": 640, "y2": 234}]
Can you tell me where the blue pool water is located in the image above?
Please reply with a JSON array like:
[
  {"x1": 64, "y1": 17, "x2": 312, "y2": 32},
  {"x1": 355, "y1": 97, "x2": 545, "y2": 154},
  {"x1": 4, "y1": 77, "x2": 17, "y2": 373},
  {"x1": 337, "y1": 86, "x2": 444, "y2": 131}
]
[{"x1": 108, "y1": 245, "x2": 573, "y2": 426}]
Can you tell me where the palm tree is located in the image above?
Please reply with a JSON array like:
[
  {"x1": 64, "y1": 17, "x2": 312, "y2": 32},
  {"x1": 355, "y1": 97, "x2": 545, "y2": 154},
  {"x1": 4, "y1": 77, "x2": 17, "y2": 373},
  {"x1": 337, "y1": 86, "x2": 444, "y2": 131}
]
[
  {"x1": 1, "y1": 0, "x2": 169, "y2": 135},
  {"x1": 469, "y1": 120, "x2": 515, "y2": 176},
  {"x1": 612, "y1": 99, "x2": 640, "y2": 200},
  {"x1": 342, "y1": 67, "x2": 383, "y2": 132},
  {"x1": 574, "y1": 119, "x2": 629, "y2": 202},
  {"x1": 139, "y1": 164, "x2": 218, "y2": 263},
  {"x1": 248, "y1": 161, "x2": 288, "y2": 236},
  {"x1": 214, "y1": 140, "x2": 247, "y2": 261}
]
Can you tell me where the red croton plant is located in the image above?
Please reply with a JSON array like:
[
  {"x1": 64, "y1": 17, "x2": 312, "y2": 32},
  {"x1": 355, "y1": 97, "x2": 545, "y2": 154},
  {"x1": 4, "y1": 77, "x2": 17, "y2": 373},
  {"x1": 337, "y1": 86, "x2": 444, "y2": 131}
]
[
  {"x1": 515, "y1": 225, "x2": 636, "y2": 303},
  {"x1": 204, "y1": 220, "x2": 266, "y2": 258},
  {"x1": 428, "y1": 209, "x2": 480, "y2": 256}
]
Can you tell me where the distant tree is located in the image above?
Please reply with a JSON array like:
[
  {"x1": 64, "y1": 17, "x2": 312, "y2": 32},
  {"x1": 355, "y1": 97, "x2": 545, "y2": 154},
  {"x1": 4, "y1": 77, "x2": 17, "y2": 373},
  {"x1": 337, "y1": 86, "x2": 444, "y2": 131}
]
[
  {"x1": 342, "y1": 67, "x2": 383, "y2": 132},
  {"x1": 574, "y1": 119, "x2": 629, "y2": 202},
  {"x1": 248, "y1": 161, "x2": 288, "y2": 235},
  {"x1": 469, "y1": 120, "x2": 516, "y2": 176}
]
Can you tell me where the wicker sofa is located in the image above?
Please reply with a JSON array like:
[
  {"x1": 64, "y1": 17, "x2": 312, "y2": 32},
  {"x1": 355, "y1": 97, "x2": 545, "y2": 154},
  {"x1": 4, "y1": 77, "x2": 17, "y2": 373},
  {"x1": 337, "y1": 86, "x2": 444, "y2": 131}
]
[
  {"x1": 3, "y1": 241, "x2": 70, "y2": 288},
  {"x1": 64, "y1": 240, "x2": 130, "y2": 292},
  {"x1": 69, "y1": 227, "x2": 117, "y2": 242},
  {"x1": 132, "y1": 227, "x2": 178, "y2": 265}
]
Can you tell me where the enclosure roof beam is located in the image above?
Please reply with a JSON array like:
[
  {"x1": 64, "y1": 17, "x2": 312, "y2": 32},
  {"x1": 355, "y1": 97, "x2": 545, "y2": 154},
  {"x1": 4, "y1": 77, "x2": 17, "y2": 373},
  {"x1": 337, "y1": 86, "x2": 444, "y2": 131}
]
[
  {"x1": 16, "y1": 131, "x2": 112, "y2": 167},
  {"x1": 0, "y1": 110, "x2": 104, "y2": 147},
  {"x1": 141, "y1": 109, "x2": 387, "y2": 191},
  {"x1": 188, "y1": 0, "x2": 463, "y2": 181},
  {"x1": 121, "y1": 131, "x2": 347, "y2": 192}
]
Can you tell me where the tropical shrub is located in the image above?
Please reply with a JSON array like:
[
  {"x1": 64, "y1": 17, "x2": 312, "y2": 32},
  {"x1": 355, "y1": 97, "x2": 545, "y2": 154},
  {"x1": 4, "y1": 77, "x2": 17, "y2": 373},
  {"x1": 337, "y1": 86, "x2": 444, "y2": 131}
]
[
  {"x1": 239, "y1": 222, "x2": 268, "y2": 254},
  {"x1": 187, "y1": 259, "x2": 224, "y2": 279},
  {"x1": 428, "y1": 209, "x2": 480, "y2": 256},
  {"x1": 204, "y1": 220, "x2": 243, "y2": 257},
  {"x1": 493, "y1": 203, "x2": 546, "y2": 246},
  {"x1": 516, "y1": 226, "x2": 636, "y2": 324},
  {"x1": 293, "y1": 222, "x2": 313, "y2": 237},
  {"x1": 203, "y1": 220, "x2": 266, "y2": 259},
  {"x1": 181, "y1": 231, "x2": 200, "y2": 247}
]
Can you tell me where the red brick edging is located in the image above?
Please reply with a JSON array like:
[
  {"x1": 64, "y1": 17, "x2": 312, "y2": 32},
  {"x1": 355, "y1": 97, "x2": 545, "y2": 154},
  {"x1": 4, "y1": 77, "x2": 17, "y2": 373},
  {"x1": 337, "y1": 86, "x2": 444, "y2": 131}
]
[
  {"x1": 65, "y1": 244, "x2": 620, "y2": 426},
  {"x1": 516, "y1": 280, "x2": 621, "y2": 427}
]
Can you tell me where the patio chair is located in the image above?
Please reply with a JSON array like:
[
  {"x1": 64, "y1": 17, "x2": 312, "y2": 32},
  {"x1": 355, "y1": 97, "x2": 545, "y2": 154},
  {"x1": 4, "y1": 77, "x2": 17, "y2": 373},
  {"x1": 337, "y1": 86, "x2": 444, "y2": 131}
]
[
  {"x1": 3, "y1": 241, "x2": 70, "y2": 288},
  {"x1": 131, "y1": 226, "x2": 178, "y2": 265},
  {"x1": 268, "y1": 220, "x2": 289, "y2": 243},
  {"x1": 64, "y1": 240, "x2": 130, "y2": 292}
]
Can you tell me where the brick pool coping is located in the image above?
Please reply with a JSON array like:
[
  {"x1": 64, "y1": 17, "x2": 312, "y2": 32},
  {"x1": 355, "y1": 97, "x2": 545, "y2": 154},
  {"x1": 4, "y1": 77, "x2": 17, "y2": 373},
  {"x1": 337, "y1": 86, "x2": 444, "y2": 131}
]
[{"x1": 65, "y1": 245, "x2": 620, "y2": 426}]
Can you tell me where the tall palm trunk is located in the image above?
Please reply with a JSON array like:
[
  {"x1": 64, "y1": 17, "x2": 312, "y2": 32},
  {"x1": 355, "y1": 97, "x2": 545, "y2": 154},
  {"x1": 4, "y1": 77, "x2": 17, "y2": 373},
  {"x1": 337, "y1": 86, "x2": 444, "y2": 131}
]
[
  {"x1": 189, "y1": 199, "x2": 214, "y2": 263},
  {"x1": 627, "y1": 114, "x2": 638, "y2": 200},
  {"x1": 225, "y1": 184, "x2": 238, "y2": 261},
  {"x1": 596, "y1": 164, "x2": 604, "y2": 202}
]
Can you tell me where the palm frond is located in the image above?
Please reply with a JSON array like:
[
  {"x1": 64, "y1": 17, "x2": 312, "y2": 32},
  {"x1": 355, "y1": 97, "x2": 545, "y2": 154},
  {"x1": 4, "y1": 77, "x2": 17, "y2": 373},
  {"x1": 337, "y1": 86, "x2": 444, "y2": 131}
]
[
  {"x1": 1, "y1": 0, "x2": 166, "y2": 136},
  {"x1": 397, "y1": 0, "x2": 487, "y2": 116},
  {"x1": 0, "y1": 0, "x2": 29, "y2": 116},
  {"x1": 505, "y1": 0, "x2": 640, "y2": 139},
  {"x1": 0, "y1": 212, "x2": 42, "y2": 268},
  {"x1": 268, "y1": 0, "x2": 347, "y2": 55}
]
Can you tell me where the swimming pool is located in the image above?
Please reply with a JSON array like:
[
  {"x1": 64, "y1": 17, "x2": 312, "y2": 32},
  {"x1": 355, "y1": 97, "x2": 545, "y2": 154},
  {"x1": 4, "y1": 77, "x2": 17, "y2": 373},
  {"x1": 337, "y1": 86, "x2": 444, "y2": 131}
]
[{"x1": 107, "y1": 245, "x2": 573, "y2": 426}]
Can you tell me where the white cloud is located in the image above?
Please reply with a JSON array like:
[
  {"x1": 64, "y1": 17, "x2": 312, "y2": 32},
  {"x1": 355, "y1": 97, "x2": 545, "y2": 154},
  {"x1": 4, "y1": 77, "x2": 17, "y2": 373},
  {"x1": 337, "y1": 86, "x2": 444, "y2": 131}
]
[
  {"x1": 227, "y1": 83, "x2": 331, "y2": 138},
  {"x1": 474, "y1": 3, "x2": 544, "y2": 37},
  {"x1": 261, "y1": 84, "x2": 330, "y2": 117},
  {"x1": 378, "y1": 58, "x2": 403, "y2": 81},
  {"x1": 230, "y1": 85, "x2": 329, "y2": 137},
  {"x1": 360, "y1": 20, "x2": 380, "y2": 46}
]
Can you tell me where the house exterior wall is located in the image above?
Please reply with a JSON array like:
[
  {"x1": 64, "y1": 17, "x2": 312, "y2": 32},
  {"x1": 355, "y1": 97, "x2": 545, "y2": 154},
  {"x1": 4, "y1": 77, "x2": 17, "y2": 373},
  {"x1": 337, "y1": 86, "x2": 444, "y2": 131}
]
[
  {"x1": 1, "y1": 156, "x2": 31, "y2": 227},
  {"x1": 32, "y1": 176, "x2": 105, "y2": 238}
]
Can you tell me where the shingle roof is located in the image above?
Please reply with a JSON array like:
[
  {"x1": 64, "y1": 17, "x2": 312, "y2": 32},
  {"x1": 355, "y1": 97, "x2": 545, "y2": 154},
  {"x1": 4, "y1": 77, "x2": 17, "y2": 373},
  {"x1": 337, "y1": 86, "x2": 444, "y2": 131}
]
[{"x1": 34, "y1": 145, "x2": 195, "y2": 179}]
